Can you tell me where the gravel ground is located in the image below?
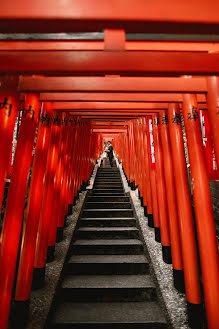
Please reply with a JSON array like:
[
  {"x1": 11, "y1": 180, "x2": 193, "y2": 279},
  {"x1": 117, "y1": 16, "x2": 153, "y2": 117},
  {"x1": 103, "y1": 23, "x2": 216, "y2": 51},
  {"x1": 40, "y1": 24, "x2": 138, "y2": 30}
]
[{"x1": 118, "y1": 162, "x2": 189, "y2": 329}]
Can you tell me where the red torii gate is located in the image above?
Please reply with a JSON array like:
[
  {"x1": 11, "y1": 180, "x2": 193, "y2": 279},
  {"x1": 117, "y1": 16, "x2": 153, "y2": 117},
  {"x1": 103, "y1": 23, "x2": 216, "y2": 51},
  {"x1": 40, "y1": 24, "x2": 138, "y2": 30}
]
[
  {"x1": 0, "y1": 0, "x2": 219, "y2": 34},
  {"x1": 0, "y1": 5, "x2": 218, "y2": 329}
]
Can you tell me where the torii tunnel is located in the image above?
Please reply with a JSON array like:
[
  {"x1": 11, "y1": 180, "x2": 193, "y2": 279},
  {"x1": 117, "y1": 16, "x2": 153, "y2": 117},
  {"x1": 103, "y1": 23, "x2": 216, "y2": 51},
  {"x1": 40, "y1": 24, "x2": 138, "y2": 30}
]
[{"x1": 0, "y1": 1, "x2": 219, "y2": 329}]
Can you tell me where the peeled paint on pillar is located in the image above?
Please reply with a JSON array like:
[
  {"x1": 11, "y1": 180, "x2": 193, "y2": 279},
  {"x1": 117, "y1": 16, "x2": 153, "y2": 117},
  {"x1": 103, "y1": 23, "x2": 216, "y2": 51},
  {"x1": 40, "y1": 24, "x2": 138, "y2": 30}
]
[
  {"x1": 182, "y1": 94, "x2": 219, "y2": 329},
  {"x1": 0, "y1": 93, "x2": 41, "y2": 329}
]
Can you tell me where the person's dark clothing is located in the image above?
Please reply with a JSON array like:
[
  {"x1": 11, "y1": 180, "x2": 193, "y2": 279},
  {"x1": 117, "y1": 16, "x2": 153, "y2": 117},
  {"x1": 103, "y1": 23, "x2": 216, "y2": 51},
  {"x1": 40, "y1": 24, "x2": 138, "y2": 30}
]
[{"x1": 107, "y1": 144, "x2": 114, "y2": 167}]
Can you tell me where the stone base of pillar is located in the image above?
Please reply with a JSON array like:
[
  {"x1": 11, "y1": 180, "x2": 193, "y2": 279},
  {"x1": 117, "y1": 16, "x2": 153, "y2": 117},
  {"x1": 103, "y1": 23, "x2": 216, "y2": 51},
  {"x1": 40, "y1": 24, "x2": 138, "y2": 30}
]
[
  {"x1": 68, "y1": 204, "x2": 73, "y2": 215},
  {"x1": 32, "y1": 267, "x2": 45, "y2": 290},
  {"x1": 187, "y1": 301, "x2": 203, "y2": 329},
  {"x1": 56, "y1": 227, "x2": 64, "y2": 243},
  {"x1": 173, "y1": 269, "x2": 185, "y2": 293},
  {"x1": 155, "y1": 227, "x2": 161, "y2": 243},
  {"x1": 148, "y1": 214, "x2": 154, "y2": 228},
  {"x1": 73, "y1": 196, "x2": 77, "y2": 206},
  {"x1": 47, "y1": 245, "x2": 55, "y2": 263},
  {"x1": 162, "y1": 245, "x2": 172, "y2": 264},
  {"x1": 131, "y1": 181, "x2": 136, "y2": 190},
  {"x1": 10, "y1": 299, "x2": 30, "y2": 329},
  {"x1": 140, "y1": 196, "x2": 144, "y2": 207},
  {"x1": 144, "y1": 206, "x2": 147, "y2": 216}
]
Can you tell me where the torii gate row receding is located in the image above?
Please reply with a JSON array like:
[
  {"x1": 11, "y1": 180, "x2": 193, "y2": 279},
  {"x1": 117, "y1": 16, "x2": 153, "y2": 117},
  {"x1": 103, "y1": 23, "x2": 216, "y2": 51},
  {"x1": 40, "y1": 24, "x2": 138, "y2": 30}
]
[
  {"x1": 1, "y1": 87, "x2": 219, "y2": 328},
  {"x1": 0, "y1": 71, "x2": 219, "y2": 329},
  {"x1": 0, "y1": 4, "x2": 219, "y2": 329}
]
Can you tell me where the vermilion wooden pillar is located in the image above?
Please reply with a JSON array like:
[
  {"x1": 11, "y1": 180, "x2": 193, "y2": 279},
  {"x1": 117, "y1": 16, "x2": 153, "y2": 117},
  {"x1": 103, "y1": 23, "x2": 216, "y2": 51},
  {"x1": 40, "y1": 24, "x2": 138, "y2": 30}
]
[
  {"x1": 53, "y1": 112, "x2": 69, "y2": 244},
  {"x1": 73, "y1": 123, "x2": 81, "y2": 196},
  {"x1": 65, "y1": 122, "x2": 76, "y2": 212},
  {"x1": 206, "y1": 77, "x2": 219, "y2": 173},
  {"x1": 68, "y1": 117, "x2": 78, "y2": 204},
  {"x1": 146, "y1": 116, "x2": 160, "y2": 241},
  {"x1": 152, "y1": 113, "x2": 172, "y2": 264},
  {"x1": 202, "y1": 110, "x2": 217, "y2": 180},
  {"x1": 182, "y1": 94, "x2": 219, "y2": 329},
  {"x1": 32, "y1": 111, "x2": 62, "y2": 289},
  {"x1": 125, "y1": 133, "x2": 130, "y2": 182},
  {"x1": 0, "y1": 93, "x2": 41, "y2": 329},
  {"x1": 134, "y1": 120, "x2": 142, "y2": 198},
  {"x1": 0, "y1": 76, "x2": 19, "y2": 216},
  {"x1": 142, "y1": 117, "x2": 153, "y2": 223},
  {"x1": 72, "y1": 120, "x2": 82, "y2": 201},
  {"x1": 13, "y1": 102, "x2": 53, "y2": 325},
  {"x1": 74, "y1": 121, "x2": 84, "y2": 197},
  {"x1": 130, "y1": 120, "x2": 137, "y2": 190},
  {"x1": 159, "y1": 110, "x2": 184, "y2": 292},
  {"x1": 168, "y1": 102, "x2": 202, "y2": 327},
  {"x1": 127, "y1": 123, "x2": 134, "y2": 187},
  {"x1": 138, "y1": 119, "x2": 147, "y2": 211},
  {"x1": 126, "y1": 131, "x2": 131, "y2": 185}
]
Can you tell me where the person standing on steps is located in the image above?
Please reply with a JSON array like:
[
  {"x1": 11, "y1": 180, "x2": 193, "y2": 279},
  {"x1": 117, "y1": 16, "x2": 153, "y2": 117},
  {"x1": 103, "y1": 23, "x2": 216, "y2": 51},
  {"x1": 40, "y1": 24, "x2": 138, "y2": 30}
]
[
  {"x1": 107, "y1": 141, "x2": 114, "y2": 167},
  {"x1": 101, "y1": 141, "x2": 108, "y2": 168}
]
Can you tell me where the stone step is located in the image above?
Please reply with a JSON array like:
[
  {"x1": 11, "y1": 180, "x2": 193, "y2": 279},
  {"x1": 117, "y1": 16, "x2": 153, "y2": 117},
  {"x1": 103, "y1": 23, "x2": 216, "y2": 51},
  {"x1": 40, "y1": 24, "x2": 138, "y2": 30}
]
[
  {"x1": 95, "y1": 176, "x2": 121, "y2": 179},
  {"x1": 94, "y1": 181, "x2": 122, "y2": 184},
  {"x1": 79, "y1": 218, "x2": 136, "y2": 227},
  {"x1": 94, "y1": 180, "x2": 123, "y2": 189},
  {"x1": 95, "y1": 177, "x2": 122, "y2": 180},
  {"x1": 93, "y1": 189, "x2": 124, "y2": 193},
  {"x1": 87, "y1": 196, "x2": 129, "y2": 202},
  {"x1": 96, "y1": 171, "x2": 121, "y2": 178},
  {"x1": 50, "y1": 301, "x2": 167, "y2": 329},
  {"x1": 95, "y1": 180, "x2": 122, "y2": 183},
  {"x1": 92, "y1": 189, "x2": 125, "y2": 196},
  {"x1": 66, "y1": 254, "x2": 149, "y2": 275},
  {"x1": 96, "y1": 176, "x2": 121, "y2": 179},
  {"x1": 60, "y1": 274, "x2": 156, "y2": 302},
  {"x1": 76, "y1": 227, "x2": 139, "y2": 239},
  {"x1": 97, "y1": 172, "x2": 120, "y2": 175},
  {"x1": 71, "y1": 239, "x2": 143, "y2": 255},
  {"x1": 94, "y1": 185, "x2": 123, "y2": 190},
  {"x1": 96, "y1": 174, "x2": 121, "y2": 177},
  {"x1": 85, "y1": 202, "x2": 131, "y2": 209},
  {"x1": 98, "y1": 169, "x2": 119, "y2": 172},
  {"x1": 82, "y1": 209, "x2": 134, "y2": 218}
]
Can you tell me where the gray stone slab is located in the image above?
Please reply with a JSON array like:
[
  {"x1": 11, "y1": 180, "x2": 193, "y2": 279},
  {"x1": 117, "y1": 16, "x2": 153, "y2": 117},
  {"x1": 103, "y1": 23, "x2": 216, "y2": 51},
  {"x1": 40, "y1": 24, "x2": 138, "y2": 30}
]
[
  {"x1": 68, "y1": 254, "x2": 148, "y2": 264},
  {"x1": 61, "y1": 274, "x2": 155, "y2": 289},
  {"x1": 51, "y1": 301, "x2": 167, "y2": 326},
  {"x1": 73, "y1": 239, "x2": 142, "y2": 246},
  {"x1": 77, "y1": 227, "x2": 138, "y2": 232}
]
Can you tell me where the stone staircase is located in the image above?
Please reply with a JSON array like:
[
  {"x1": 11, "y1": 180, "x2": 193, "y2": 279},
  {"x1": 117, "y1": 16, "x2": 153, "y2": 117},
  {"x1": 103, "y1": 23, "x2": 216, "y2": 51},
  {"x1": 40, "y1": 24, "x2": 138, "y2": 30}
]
[{"x1": 49, "y1": 161, "x2": 167, "y2": 328}]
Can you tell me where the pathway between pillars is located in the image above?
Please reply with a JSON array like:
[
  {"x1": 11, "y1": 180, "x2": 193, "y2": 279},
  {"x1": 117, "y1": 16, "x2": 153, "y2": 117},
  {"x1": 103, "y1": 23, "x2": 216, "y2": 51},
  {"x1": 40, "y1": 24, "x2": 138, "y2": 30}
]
[{"x1": 48, "y1": 159, "x2": 167, "y2": 328}]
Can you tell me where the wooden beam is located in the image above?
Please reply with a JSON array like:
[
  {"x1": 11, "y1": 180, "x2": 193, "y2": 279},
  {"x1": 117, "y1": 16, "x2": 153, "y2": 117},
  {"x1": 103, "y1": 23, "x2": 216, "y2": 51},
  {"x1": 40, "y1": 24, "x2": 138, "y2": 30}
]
[
  {"x1": 1, "y1": 41, "x2": 219, "y2": 52},
  {"x1": 20, "y1": 76, "x2": 207, "y2": 93},
  {"x1": 1, "y1": 0, "x2": 219, "y2": 33},
  {"x1": 1, "y1": 50, "x2": 219, "y2": 75},
  {"x1": 40, "y1": 92, "x2": 206, "y2": 102},
  {"x1": 53, "y1": 102, "x2": 170, "y2": 110}
]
